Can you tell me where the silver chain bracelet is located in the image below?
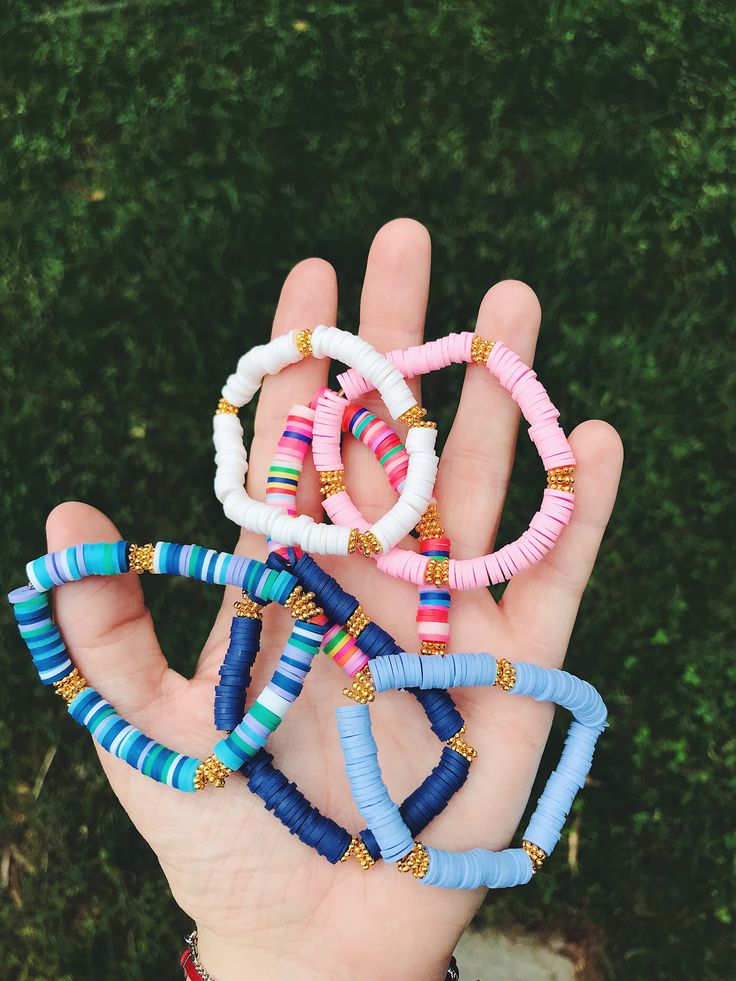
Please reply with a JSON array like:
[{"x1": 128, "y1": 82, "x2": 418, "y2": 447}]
[{"x1": 184, "y1": 930, "x2": 217, "y2": 981}]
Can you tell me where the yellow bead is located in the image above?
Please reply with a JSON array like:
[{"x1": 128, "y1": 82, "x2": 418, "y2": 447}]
[
  {"x1": 495, "y1": 657, "x2": 516, "y2": 691},
  {"x1": 295, "y1": 328, "x2": 313, "y2": 358},
  {"x1": 521, "y1": 839, "x2": 546, "y2": 873},
  {"x1": 340, "y1": 835, "x2": 376, "y2": 870},
  {"x1": 319, "y1": 469, "x2": 346, "y2": 497},
  {"x1": 342, "y1": 666, "x2": 376, "y2": 704},
  {"x1": 471, "y1": 336, "x2": 496, "y2": 366},
  {"x1": 284, "y1": 586, "x2": 323, "y2": 621},
  {"x1": 347, "y1": 528, "x2": 360, "y2": 554},
  {"x1": 421, "y1": 640, "x2": 448, "y2": 655},
  {"x1": 215, "y1": 398, "x2": 239, "y2": 415},
  {"x1": 397, "y1": 842, "x2": 430, "y2": 878},
  {"x1": 446, "y1": 725, "x2": 478, "y2": 762},
  {"x1": 128, "y1": 543, "x2": 155, "y2": 574},
  {"x1": 398, "y1": 404, "x2": 437, "y2": 429},
  {"x1": 233, "y1": 593, "x2": 263, "y2": 619},
  {"x1": 425, "y1": 558, "x2": 450, "y2": 587},
  {"x1": 356, "y1": 531, "x2": 382, "y2": 557},
  {"x1": 194, "y1": 754, "x2": 232, "y2": 791},
  {"x1": 546, "y1": 465, "x2": 576, "y2": 492},
  {"x1": 415, "y1": 504, "x2": 445, "y2": 541},
  {"x1": 345, "y1": 605, "x2": 371, "y2": 638},
  {"x1": 53, "y1": 667, "x2": 88, "y2": 704}
]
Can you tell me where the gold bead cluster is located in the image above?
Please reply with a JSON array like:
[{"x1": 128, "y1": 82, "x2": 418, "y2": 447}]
[
  {"x1": 446, "y1": 725, "x2": 478, "y2": 762},
  {"x1": 53, "y1": 668, "x2": 88, "y2": 705},
  {"x1": 193, "y1": 754, "x2": 232, "y2": 791},
  {"x1": 547, "y1": 465, "x2": 576, "y2": 493},
  {"x1": 522, "y1": 839, "x2": 547, "y2": 873},
  {"x1": 495, "y1": 657, "x2": 516, "y2": 691},
  {"x1": 234, "y1": 593, "x2": 263, "y2": 619},
  {"x1": 471, "y1": 336, "x2": 496, "y2": 366},
  {"x1": 347, "y1": 528, "x2": 360, "y2": 554},
  {"x1": 342, "y1": 666, "x2": 376, "y2": 704},
  {"x1": 355, "y1": 531, "x2": 382, "y2": 558},
  {"x1": 215, "y1": 397, "x2": 239, "y2": 415},
  {"x1": 319, "y1": 469, "x2": 346, "y2": 497},
  {"x1": 285, "y1": 586, "x2": 323, "y2": 621},
  {"x1": 128, "y1": 543, "x2": 155, "y2": 575},
  {"x1": 340, "y1": 835, "x2": 376, "y2": 870},
  {"x1": 345, "y1": 605, "x2": 371, "y2": 638},
  {"x1": 425, "y1": 558, "x2": 450, "y2": 587},
  {"x1": 415, "y1": 503, "x2": 445, "y2": 541},
  {"x1": 398, "y1": 404, "x2": 437, "y2": 429},
  {"x1": 397, "y1": 842, "x2": 430, "y2": 879},
  {"x1": 295, "y1": 328, "x2": 313, "y2": 358},
  {"x1": 421, "y1": 640, "x2": 448, "y2": 655}
]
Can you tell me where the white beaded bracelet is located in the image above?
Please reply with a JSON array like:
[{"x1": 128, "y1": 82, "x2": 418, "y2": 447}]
[{"x1": 213, "y1": 325, "x2": 440, "y2": 556}]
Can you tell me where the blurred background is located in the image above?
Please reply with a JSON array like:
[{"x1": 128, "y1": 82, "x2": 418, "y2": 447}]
[{"x1": 1, "y1": 2, "x2": 734, "y2": 979}]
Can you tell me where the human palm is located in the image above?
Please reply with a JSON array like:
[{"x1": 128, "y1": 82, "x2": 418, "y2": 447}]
[{"x1": 47, "y1": 219, "x2": 622, "y2": 981}]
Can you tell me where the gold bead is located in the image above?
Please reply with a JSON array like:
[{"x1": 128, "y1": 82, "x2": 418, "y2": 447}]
[
  {"x1": 398, "y1": 404, "x2": 437, "y2": 429},
  {"x1": 397, "y1": 842, "x2": 430, "y2": 879},
  {"x1": 521, "y1": 839, "x2": 547, "y2": 873},
  {"x1": 347, "y1": 528, "x2": 360, "y2": 554},
  {"x1": 421, "y1": 640, "x2": 448, "y2": 655},
  {"x1": 415, "y1": 503, "x2": 445, "y2": 541},
  {"x1": 342, "y1": 666, "x2": 376, "y2": 704},
  {"x1": 356, "y1": 531, "x2": 382, "y2": 558},
  {"x1": 284, "y1": 586, "x2": 323, "y2": 621},
  {"x1": 319, "y1": 469, "x2": 346, "y2": 497},
  {"x1": 193, "y1": 754, "x2": 232, "y2": 791},
  {"x1": 546, "y1": 465, "x2": 576, "y2": 493},
  {"x1": 53, "y1": 667, "x2": 88, "y2": 704},
  {"x1": 425, "y1": 558, "x2": 450, "y2": 587},
  {"x1": 128, "y1": 543, "x2": 155, "y2": 574},
  {"x1": 345, "y1": 605, "x2": 371, "y2": 638},
  {"x1": 471, "y1": 335, "x2": 496, "y2": 367},
  {"x1": 447, "y1": 725, "x2": 478, "y2": 762},
  {"x1": 215, "y1": 397, "x2": 239, "y2": 415},
  {"x1": 234, "y1": 593, "x2": 263, "y2": 619},
  {"x1": 495, "y1": 657, "x2": 516, "y2": 691},
  {"x1": 295, "y1": 328, "x2": 313, "y2": 358},
  {"x1": 340, "y1": 835, "x2": 376, "y2": 870}
]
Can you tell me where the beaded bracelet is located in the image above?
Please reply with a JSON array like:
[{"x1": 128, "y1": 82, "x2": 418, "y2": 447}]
[
  {"x1": 9, "y1": 541, "x2": 475, "y2": 867},
  {"x1": 213, "y1": 325, "x2": 440, "y2": 557},
  {"x1": 9, "y1": 541, "x2": 329, "y2": 791},
  {"x1": 265, "y1": 399, "x2": 452, "y2": 654},
  {"x1": 332, "y1": 333, "x2": 576, "y2": 587},
  {"x1": 336, "y1": 651, "x2": 607, "y2": 889}
]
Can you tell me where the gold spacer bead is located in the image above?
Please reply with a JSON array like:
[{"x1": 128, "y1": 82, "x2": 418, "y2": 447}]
[
  {"x1": 495, "y1": 656, "x2": 516, "y2": 691},
  {"x1": 193, "y1": 754, "x2": 233, "y2": 791},
  {"x1": 356, "y1": 531, "x2": 382, "y2": 558},
  {"x1": 215, "y1": 397, "x2": 239, "y2": 415},
  {"x1": 415, "y1": 503, "x2": 445, "y2": 541},
  {"x1": 128, "y1": 543, "x2": 155, "y2": 575},
  {"x1": 546, "y1": 465, "x2": 576, "y2": 493},
  {"x1": 421, "y1": 640, "x2": 448, "y2": 655},
  {"x1": 295, "y1": 328, "x2": 313, "y2": 358},
  {"x1": 425, "y1": 558, "x2": 450, "y2": 587},
  {"x1": 53, "y1": 667, "x2": 88, "y2": 705},
  {"x1": 471, "y1": 335, "x2": 496, "y2": 367},
  {"x1": 340, "y1": 835, "x2": 376, "y2": 869},
  {"x1": 447, "y1": 724, "x2": 478, "y2": 762},
  {"x1": 284, "y1": 585, "x2": 324, "y2": 621},
  {"x1": 342, "y1": 665, "x2": 376, "y2": 704},
  {"x1": 397, "y1": 841, "x2": 430, "y2": 879},
  {"x1": 319, "y1": 469, "x2": 346, "y2": 497},
  {"x1": 522, "y1": 839, "x2": 547, "y2": 873},
  {"x1": 345, "y1": 605, "x2": 371, "y2": 638},
  {"x1": 398, "y1": 404, "x2": 437, "y2": 429},
  {"x1": 234, "y1": 593, "x2": 263, "y2": 619},
  {"x1": 347, "y1": 528, "x2": 360, "y2": 554}
]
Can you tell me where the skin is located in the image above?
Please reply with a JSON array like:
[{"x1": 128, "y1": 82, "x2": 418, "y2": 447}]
[{"x1": 46, "y1": 218, "x2": 623, "y2": 981}]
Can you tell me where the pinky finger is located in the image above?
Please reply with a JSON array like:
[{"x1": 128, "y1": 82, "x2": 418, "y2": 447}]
[{"x1": 499, "y1": 420, "x2": 624, "y2": 664}]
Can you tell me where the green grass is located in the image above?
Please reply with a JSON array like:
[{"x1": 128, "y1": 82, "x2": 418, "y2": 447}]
[{"x1": 1, "y1": 2, "x2": 734, "y2": 978}]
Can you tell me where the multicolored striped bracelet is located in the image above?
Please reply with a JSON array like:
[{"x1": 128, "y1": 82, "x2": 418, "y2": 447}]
[
  {"x1": 214, "y1": 325, "x2": 440, "y2": 557},
  {"x1": 332, "y1": 333, "x2": 576, "y2": 588},
  {"x1": 265, "y1": 398, "x2": 453, "y2": 654},
  {"x1": 336, "y1": 651, "x2": 607, "y2": 888}
]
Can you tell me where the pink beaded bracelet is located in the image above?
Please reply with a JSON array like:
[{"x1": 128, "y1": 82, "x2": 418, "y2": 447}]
[{"x1": 320, "y1": 333, "x2": 576, "y2": 589}]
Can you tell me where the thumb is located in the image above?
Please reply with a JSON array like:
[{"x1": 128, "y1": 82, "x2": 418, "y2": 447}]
[{"x1": 45, "y1": 501, "x2": 174, "y2": 718}]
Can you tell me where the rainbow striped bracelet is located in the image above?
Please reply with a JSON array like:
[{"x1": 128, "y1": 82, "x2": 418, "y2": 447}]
[{"x1": 336, "y1": 651, "x2": 607, "y2": 888}]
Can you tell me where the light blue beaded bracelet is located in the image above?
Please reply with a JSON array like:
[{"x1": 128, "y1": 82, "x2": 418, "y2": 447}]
[{"x1": 336, "y1": 651, "x2": 607, "y2": 888}]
